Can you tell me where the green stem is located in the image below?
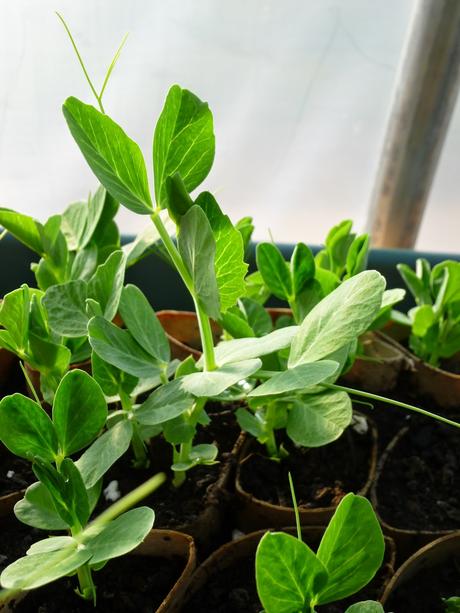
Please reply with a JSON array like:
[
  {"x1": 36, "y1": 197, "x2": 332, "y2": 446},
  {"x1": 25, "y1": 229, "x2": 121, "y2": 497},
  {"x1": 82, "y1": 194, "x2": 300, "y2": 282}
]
[
  {"x1": 76, "y1": 562, "x2": 96, "y2": 602},
  {"x1": 119, "y1": 389, "x2": 149, "y2": 468},
  {"x1": 263, "y1": 404, "x2": 279, "y2": 458},
  {"x1": 19, "y1": 361, "x2": 41, "y2": 405},
  {"x1": 324, "y1": 383, "x2": 460, "y2": 429},
  {"x1": 172, "y1": 441, "x2": 192, "y2": 488},
  {"x1": 288, "y1": 472, "x2": 302, "y2": 542},
  {"x1": 150, "y1": 211, "x2": 216, "y2": 371}
]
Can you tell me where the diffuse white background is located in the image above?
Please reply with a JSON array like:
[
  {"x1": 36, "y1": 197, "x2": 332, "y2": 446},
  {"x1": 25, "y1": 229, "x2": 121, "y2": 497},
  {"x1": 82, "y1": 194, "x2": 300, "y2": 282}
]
[{"x1": 0, "y1": 1, "x2": 458, "y2": 251}]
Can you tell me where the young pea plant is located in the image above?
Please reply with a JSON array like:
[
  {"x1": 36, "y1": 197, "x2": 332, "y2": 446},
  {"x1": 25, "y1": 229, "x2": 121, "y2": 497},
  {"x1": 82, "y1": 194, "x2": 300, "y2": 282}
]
[
  {"x1": 237, "y1": 270, "x2": 460, "y2": 460},
  {"x1": 0, "y1": 474, "x2": 165, "y2": 607},
  {"x1": 0, "y1": 369, "x2": 163, "y2": 603},
  {"x1": 256, "y1": 484, "x2": 385, "y2": 613},
  {"x1": 395, "y1": 258, "x2": 460, "y2": 367},
  {"x1": 445, "y1": 597, "x2": 460, "y2": 612}
]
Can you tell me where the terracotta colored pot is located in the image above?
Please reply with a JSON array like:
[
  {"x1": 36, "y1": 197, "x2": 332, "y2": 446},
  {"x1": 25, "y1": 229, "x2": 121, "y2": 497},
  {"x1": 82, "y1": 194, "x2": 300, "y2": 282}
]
[
  {"x1": 380, "y1": 531, "x2": 460, "y2": 610},
  {"x1": 234, "y1": 416, "x2": 378, "y2": 531},
  {"x1": 342, "y1": 331, "x2": 412, "y2": 393},
  {"x1": 156, "y1": 310, "x2": 221, "y2": 361},
  {"x1": 0, "y1": 529, "x2": 196, "y2": 613},
  {"x1": 371, "y1": 427, "x2": 455, "y2": 560},
  {"x1": 383, "y1": 323, "x2": 460, "y2": 411},
  {"x1": 177, "y1": 527, "x2": 395, "y2": 611}
]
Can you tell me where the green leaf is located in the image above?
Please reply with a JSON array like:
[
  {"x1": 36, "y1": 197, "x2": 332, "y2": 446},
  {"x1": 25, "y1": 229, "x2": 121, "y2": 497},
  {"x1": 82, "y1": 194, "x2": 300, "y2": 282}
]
[
  {"x1": 245, "y1": 270, "x2": 271, "y2": 304},
  {"x1": 89, "y1": 316, "x2": 161, "y2": 378},
  {"x1": 88, "y1": 250, "x2": 126, "y2": 322},
  {"x1": 316, "y1": 493, "x2": 385, "y2": 604},
  {"x1": 346, "y1": 234, "x2": 369, "y2": 278},
  {"x1": 91, "y1": 351, "x2": 138, "y2": 397},
  {"x1": 119, "y1": 284, "x2": 170, "y2": 363},
  {"x1": 0, "y1": 286, "x2": 35, "y2": 353},
  {"x1": 80, "y1": 185, "x2": 107, "y2": 248},
  {"x1": 209, "y1": 325, "x2": 298, "y2": 367},
  {"x1": 180, "y1": 359, "x2": 262, "y2": 397},
  {"x1": 32, "y1": 459, "x2": 74, "y2": 527},
  {"x1": 178, "y1": 205, "x2": 220, "y2": 319},
  {"x1": 287, "y1": 390, "x2": 352, "y2": 447},
  {"x1": 256, "y1": 532, "x2": 328, "y2": 613},
  {"x1": 27, "y1": 536, "x2": 77, "y2": 555},
  {"x1": 153, "y1": 85, "x2": 215, "y2": 206},
  {"x1": 134, "y1": 379, "x2": 193, "y2": 425},
  {"x1": 314, "y1": 268, "x2": 340, "y2": 296},
  {"x1": 76, "y1": 420, "x2": 133, "y2": 489},
  {"x1": 249, "y1": 360, "x2": 339, "y2": 397},
  {"x1": 58, "y1": 458, "x2": 90, "y2": 528},
  {"x1": 71, "y1": 242, "x2": 98, "y2": 281},
  {"x1": 164, "y1": 172, "x2": 194, "y2": 223},
  {"x1": 345, "y1": 603, "x2": 385, "y2": 613},
  {"x1": 0, "y1": 208, "x2": 44, "y2": 255},
  {"x1": 0, "y1": 394, "x2": 58, "y2": 461},
  {"x1": 220, "y1": 309, "x2": 255, "y2": 339},
  {"x1": 257, "y1": 243, "x2": 292, "y2": 301},
  {"x1": 52, "y1": 369, "x2": 107, "y2": 456},
  {"x1": 0, "y1": 548, "x2": 91, "y2": 590},
  {"x1": 123, "y1": 211, "x2": 175, "y2": 267},
  {"x1": 325, "y1": 220, "x2": 354, "y2": 274},
  {"x1": 63, "y1": 97, "x2": 153, "y2": 214},
  {"x1": 410, "y1": 304, "x2": 436, "y2": 337},
  {"x1": 14, "y1": 482, "x2": 68, "y2": 530},
  {"x1": 289, "y1": 271, "x2": 385, "y2": 367},
  {"x1": 235, "y1": 407, "x2": 264, "y2": 438},
  {"x1": 43, "y1": 280, "x2": 88, "y2": 337},
  {"x1": 235, "y1": 216, "x2": 254, "y2": 253},
  {"x1": 61, "y1": 200, "x2": 88, "y2": 251},
  {"x1": 240, "y1": 298, "x2": 272, "y2": 336},
  {"x1": 84, "y1": 507, "x2": 155, "y2": 565},
  {"x1": 445, "y1": 597, "x2": 460, "y2": 613},
  {"x1": 196, "y1": 192, "x2": 248, "y2": 312},
  {"x1": 291, "y1": 243, "x2": 315, "y2": 296},
  {"x1": 397, "y1": 263, "x2": 427, "y2": 304},
  {"x1": 432, "y1": 260, "x2": 460, "y2": 306}
]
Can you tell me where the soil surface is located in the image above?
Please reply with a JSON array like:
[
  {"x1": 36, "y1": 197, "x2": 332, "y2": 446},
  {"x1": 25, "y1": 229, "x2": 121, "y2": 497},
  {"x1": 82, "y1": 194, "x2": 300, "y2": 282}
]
[
  {"x1": 376, "y1": 422, "x2": 460, "y2": 530},
  {"x1": 238, "y1": 420, "x2": 374, "y2": 509},
  {"x1": 385, "y1": 553, "x2": 460, "y2": 612},
  {"x1": 0, "y1": 451, "x2": 34, "y2": 497},
  {"x1": 8, "y1": 553, "x2": 184, "y2": 612},
  {"x1": 186, "y1": 538, "x2": 393, "y2": 613}
]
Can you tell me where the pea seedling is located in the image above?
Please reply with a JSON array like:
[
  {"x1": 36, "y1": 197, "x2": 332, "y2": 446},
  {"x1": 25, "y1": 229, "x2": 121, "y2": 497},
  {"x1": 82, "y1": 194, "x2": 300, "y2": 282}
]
[{"x1": 395, "y1": 258, "x2": 460, "y2": 367}]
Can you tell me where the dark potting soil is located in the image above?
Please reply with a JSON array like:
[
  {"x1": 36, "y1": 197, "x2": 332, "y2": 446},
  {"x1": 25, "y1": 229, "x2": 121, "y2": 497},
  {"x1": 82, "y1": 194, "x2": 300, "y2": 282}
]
[
  {"x1": 238, "y1": 420, "x2": 374, "y2": 509},
  {"x1": 0, "y1": 516, "x2": 45, "y2": 574},
  {"x1": 0, "y1": 450, "x2": 34, "y2": 497},
  {"x1": 377, "y1": 422, "x2": 460, "y2": 531},
  {"x1": 9, "y1": 553, "x2": 185, "y2": 612},
  {"x1": 385, "y1": 552, "x2": 460, "y2": 613}
]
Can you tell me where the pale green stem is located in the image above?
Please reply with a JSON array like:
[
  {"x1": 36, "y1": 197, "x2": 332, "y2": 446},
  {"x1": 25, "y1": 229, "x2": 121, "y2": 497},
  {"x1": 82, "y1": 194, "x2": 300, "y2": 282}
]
[
  {"x1": 0, "y1": 229, "x2": 8, "y2": 241},
  {"x1": 76, "y1": 562, "x2": 96, "y2": 602},
  {"x1": 119, "y1": 389, "x2": 149, "y2": 468},
  {"x1": 19, "y1": 361, "x2": 41, "y2": 405},
  {"x1": 288, "y1": 472, "x2": 302, "y2": 542},
  {"x1": 324, "y1": 383, "x2": 460, "y2": 429},
  {"x1": 263, "y1": 404, "x2": 279, "y2": 458},
  {"x1": 150, "y1": 211, "x2": 216, "y2": 371},
  {"x1": 172, "y1": 398, "x2": 206, "y2": 488}
]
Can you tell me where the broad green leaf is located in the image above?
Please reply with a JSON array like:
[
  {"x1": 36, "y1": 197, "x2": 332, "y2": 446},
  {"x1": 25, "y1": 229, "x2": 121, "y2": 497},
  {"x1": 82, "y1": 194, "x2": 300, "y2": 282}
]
[
  {"x1": 0, "y1": 286, "x2": 35, "y2": 353},
  {"x1": 76, "y1": 420, "x2": 133, "y2": 489},
  {"x1": 87, "y1": 250, "x2": 126, "y2": 322},
  {"x1": 32, "y1": 459, "x2": 75, "y2": 527},
  {"x1": 410, "y1": 305, "x2": 436, "y2": 337},
  {"x1": 196, "y1": 192, "x2": 247, "y2": 312},
  {"x1": 220, "y1": 309, "x2": 255, "y2": 339},
  {"x1": 291, "y1": 243, "x2": 315, "y2": 296},
  {"x1": 240, "y1": 298, "x2": 272, "y2": 337},
  {"x1": 153, "y1": 85, "x2": 215, "y2": 206},
  {"x1": 249, "y1": 360, "x2": 339, "y2": 397},
  {"x1": 80, "y1": 185, "x2": 107, "y2": 248},
  {"x1": 58, "y1": 458, "x2": 90, "y2": 528},
  {"x1": 180, "y1": 359, "x2": 262, "y2": 397},
  {"x1": 163, "y1": 415, "x2": 195, "y2": 444},
  {"x1": 14, "y1": 482, "x2": 68, "y2": 530},
  {"x1": 235, "y1": 216, "x2": 254, "y2": 253},
  {"x1": 61, "y1": 200, "x2": 87, "y2": 250},
  {"x1": 165, "y1": 172, "x2": 194, "y2": 223},
  {"x1": 289, "y1": 271, "x2": 385, "y2": 367},
  {"x1": 245, "y1": 270, "x2": 271, "y2": 304},
  {"x1": 119, "y1": 284, "x2": 170, "y2": 363},
  {"x1": 325, "y1": 220, "x2": 354, "y2": 273},
  {"x1": 178, "y1": 205, "x2": 220, "y2": 319},
  {"x1": 28, "y1": 333, "x2": 70, "y2": 374},
  {"x1": 84, "y1": 507, "x2": 154, "y2": 565},
  {"x1": 52, "y1": 369, "x2": 107, "y2": 456},
  {"x1": 235, "y1": 407, "x2": 264, "y2": 438},
  {"x1": 27, "y1": 536, "x2": 77, "y2": 555},
  {"x1": 71, "y1": 242, "x2": 98, "y2": 281},
  {"x1": 91, "y1": 351, "x2": 138, "y2": 397},
  {"x1": 0, "y1": 208, "x2": 44, "y2": 255},
  {"x1": 257, "y1": 242, "x2": 292, "y2": 301},
  {"x1": 346, "y1": 234, "x2": 369, "y2": 277},
  {"x1": 256, "y1": 532, "x2": 328, "y2": 613},
  {"x1": 316, "y1": 493, "x2": 385, "y2": 604},
  {"x1": 0, "y1": 394, "x2": 58, "y2": 461},
  {"x1": 207, "y1": 325, "x2": 298, "y2": 367},
  {"x1": 314, "y1": 268, "x2": 340, "y2": 296},
  {"x1": 445, "y1": 597, "x2": 460, "y2": 613},
  {"x1": 172, "y1": 442, "x2": 218, "y2": 471},
  {"x1": 43, "y1": 280, "x2": 88, "y2": 337},
  {"x1": 287, "y1": 390, "x2": 352, "y2": 447},
  {"x1": 397, "y1": 263, "x2": 427, "y2": 304},
  {"x1": 134, "y1": 379, "x2": 193, "y2": 425},
  {"x1": 89, "y1": 316, "x2": 161, "y2": 378},
  {"x1": 63, "y1": 97, "x2": 153, "y2": 214},
  {"x1": 432, "y1": 260, "x2": 460, "y2": 306},
  {"x1": 345, "y1": 603, "x2": 385, "y2": 613},
  {"x1": 0, "y1": 547, "x2": 91, "y2": 590}
]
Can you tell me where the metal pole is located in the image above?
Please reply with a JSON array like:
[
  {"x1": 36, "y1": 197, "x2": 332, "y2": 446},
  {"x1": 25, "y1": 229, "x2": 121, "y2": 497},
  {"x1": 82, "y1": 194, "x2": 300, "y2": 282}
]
[{"x1": 367, "y1": 0, "x2": 460, "y2": 248}]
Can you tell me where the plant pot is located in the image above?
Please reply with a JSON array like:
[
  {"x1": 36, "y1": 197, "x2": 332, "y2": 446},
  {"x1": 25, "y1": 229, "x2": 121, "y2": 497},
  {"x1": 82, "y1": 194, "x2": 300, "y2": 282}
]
[
  {"x1": 234, "y1": 414, "x2": 378, "y2": 531},
  {"x1": 177, "y1": 526, "x2": 395, "y2": 612},
  {"x1": 156, "y1": 310, "x2": 221, "y2": 361},
  {"x1": 371, "y1": 424, "x2": 460, "y2": 560},
  {"x1": 0, "y1": 529, "x2": 196, "y2": 613},
  {"x1": 341, "y1": 331, "x2": 411, "y2": 393},
  {"x1": 383, "y1": 324, "x2": 460, "y2": 411},
  {"x1": 381, "y1": 532, "x2": 460, "y2": 612}
]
